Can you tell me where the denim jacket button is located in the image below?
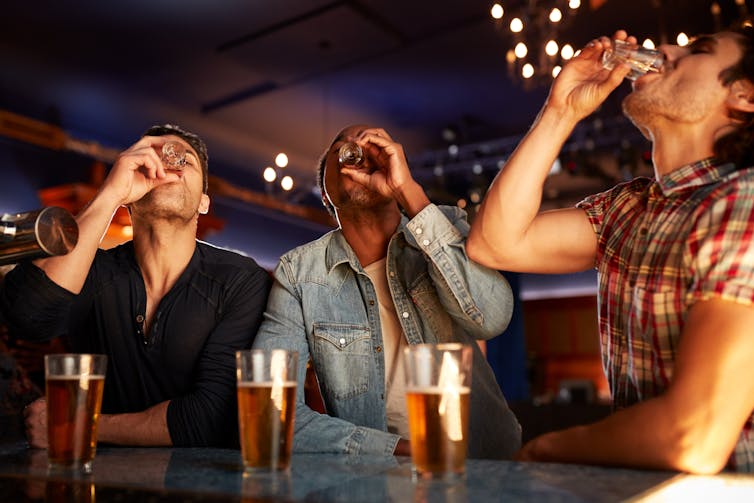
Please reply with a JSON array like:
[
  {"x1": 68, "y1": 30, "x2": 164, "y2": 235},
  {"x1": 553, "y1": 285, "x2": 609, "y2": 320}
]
[
  {"x1": 415, "y1": 227, "x2": 423, "y2": 235},
  {"x1": 402, "y1": 312, "x2": 409, "y2": 318},
  {"x1": 422, "y1": 239, "x2": 430, "y2": 246},
  {"x1": 339, "y1": 337, "x2": 346, "y2": 346}
]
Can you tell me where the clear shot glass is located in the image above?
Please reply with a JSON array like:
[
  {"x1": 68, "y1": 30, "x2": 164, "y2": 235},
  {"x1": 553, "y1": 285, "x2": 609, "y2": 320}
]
[
  {"x1": 161, "y1": 141, "x2": 187, "y2": 171},
  {"x1": 338, "y1": 142, "x2": 364, "y2": 167},
  {"x1": 602, "y1": 39, "x2": 664, "y2": 81}
]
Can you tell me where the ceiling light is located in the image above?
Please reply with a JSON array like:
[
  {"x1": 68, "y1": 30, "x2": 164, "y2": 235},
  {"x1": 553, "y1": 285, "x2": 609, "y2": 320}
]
[
  {"x1": 275, "y1": 153, "x2": 288, "y2": 168},
  {"x1": 510, "y1": 17, "x2": 523, "y2": 33},
  {"x1": 263, "y1": 166, "x2": 277, "y2": 182},
  {"x1": 281, "y1": 175, "x2": 294, "y2": 191},
  {"x1": 491, "y1": 3, "x2": 504, "y2": 19}
]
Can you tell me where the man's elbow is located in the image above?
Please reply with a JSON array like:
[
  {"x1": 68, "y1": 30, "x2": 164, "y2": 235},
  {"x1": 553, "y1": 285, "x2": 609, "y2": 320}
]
[
  {"x1": 465, "y1": 235, "x2": 498, "y2": 269},
  {"x1": 663, "y1": 426, "x2": 732, "y2": 474}
]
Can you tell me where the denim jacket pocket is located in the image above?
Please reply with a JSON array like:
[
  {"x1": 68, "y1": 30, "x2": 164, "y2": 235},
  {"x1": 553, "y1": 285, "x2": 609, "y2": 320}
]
[{"x1": 312, "y1": 322, "x2": 371, "y2": 400}]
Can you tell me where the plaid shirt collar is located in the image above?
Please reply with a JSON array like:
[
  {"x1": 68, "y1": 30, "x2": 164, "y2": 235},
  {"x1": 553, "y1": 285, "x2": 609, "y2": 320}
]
[{"x1": 657, "y1": 157, "x2": 736, "y2": 196}]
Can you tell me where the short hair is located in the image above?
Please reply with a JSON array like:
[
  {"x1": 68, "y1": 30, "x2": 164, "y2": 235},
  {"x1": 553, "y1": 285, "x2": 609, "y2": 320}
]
[
  {"x1": 714, "y1": 25, "x2": 754, "y2": 168},
  {"x1": 142, "y1": 124, "x2": 209, "y2": 194}
]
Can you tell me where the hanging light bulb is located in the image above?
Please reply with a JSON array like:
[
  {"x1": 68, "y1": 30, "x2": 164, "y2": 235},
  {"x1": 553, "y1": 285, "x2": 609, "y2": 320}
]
[
  {"x1": 552, "y1": 65, "x2": 562, "y2": 78},
  {"x1": 677, "y1": 32, "x2": 689, "y2": 46},
  {"x1": 514, "y1": 42, "x2": 528, "y2": 58},
  {"x1": 510, "y1": 17, "x2": 524, "y2": 33},
  {"x1": 549, "y1": 8, "x2": 562, "y2": 23},
  {"x1": 275, "y1": 153, "x2": 288, "y2": 168},
  {"x1": 545, "y1": 40, "x2": 559, "y2": 56},
  {"x1": 522, "y1": 63, "x2": 534, "y2": 79},
  {"x1": 642, "y1": 39, "x2": 656, "y2": 49},
  {"x1": 561, "y1": 44, "x2": 574, "y2": 60},
  {"x1": 491, "y1": 3, "x2": 504, "y2": 19},
  {"x1": 263, "y1": 166, "x2": 277, "y2": 182},
  {"x1": 569, "y1": 0, "x2": 581, "y2": 8},
  {"x1": 281, "y1": 175, "x2": 294, "y2": 191}
]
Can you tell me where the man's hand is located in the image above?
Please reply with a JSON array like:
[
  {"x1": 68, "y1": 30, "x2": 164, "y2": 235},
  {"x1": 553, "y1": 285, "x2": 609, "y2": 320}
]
[
  {"x1": 101, "y1": 136, "x2": 181, "y2": 207},
  {"x1": 340, "y1": 128, "x2": 413, "y2": 199},
  {"x1": 341, "y1": 127, "x2": 430, "y2": 217},
  {"x1": 545, "y1": 31, "x2": 634, "y2": 122},
  {"x1": 24, "y1": 398, "x2": 48, "y2": 448}
]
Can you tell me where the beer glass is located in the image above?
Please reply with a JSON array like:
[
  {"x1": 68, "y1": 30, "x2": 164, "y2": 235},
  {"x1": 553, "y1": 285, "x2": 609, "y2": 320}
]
[
  {"x1": 45, "y1": 354, "x2": 107, "y2": 474},
  {"x1": 602, "y1": 39, "x2": 664, "y2": 81},
  {"x1": 236, "y1": 349, "x2": 298, "y2": 472},
  {"x1": 404, "y1": 343, "x2": 472, "y2": 481}
]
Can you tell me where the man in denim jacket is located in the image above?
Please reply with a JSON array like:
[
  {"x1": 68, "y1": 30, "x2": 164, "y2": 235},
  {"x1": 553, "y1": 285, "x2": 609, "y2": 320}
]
[{"x1": 253, "y1": 125, "x2": 521, "y2": 458}]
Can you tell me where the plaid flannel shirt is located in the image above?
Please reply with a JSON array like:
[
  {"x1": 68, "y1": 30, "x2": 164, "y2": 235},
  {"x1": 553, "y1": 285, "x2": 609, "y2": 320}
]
[{"x1": 578, "y1": 158, "x2": 754, "y2": 472}]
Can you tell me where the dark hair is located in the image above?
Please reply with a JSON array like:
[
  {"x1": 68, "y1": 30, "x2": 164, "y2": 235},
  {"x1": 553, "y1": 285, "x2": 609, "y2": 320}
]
[
  {"x1": 142, "y1": 124, "x2": 209, "y2": 194},
  {"x1": 714, "y1": 25, "x2": 754, "y2": 168}
]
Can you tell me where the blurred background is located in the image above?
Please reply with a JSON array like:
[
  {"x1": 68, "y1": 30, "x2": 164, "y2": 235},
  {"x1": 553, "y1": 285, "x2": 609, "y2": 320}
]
[{"x1": 0, "y1": 0, "x2": 746, "y2": 440}]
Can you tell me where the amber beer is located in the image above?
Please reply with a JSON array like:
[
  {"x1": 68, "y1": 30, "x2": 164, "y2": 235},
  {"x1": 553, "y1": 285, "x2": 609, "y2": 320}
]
[
  {"x1": 46, "y1": 375, "x2": 105, "y2": 469},
  {"x1": 237, "y1": 381, "x2": 296, "y2": 471},
  {"x1": 406, "y1": 386, "x2": 470, "y2": 477}
]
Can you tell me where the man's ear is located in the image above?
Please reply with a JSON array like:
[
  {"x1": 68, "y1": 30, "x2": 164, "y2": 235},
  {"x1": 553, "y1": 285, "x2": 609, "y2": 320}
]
[
  {"x1": 199, "y1": 194, "x2": 210, "y2": 215},
  {"x1": 727, "y1": 80, "x2": 754, "y2": 114}
]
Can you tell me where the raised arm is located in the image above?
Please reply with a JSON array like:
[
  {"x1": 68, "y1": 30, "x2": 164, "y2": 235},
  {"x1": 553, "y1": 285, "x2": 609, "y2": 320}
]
[
  {"x1": 35, "y1": 136, "x2": 180, "y2": 294},
  {"x1": 467, "y1": 35, "x2": 632, "y2": 274}
]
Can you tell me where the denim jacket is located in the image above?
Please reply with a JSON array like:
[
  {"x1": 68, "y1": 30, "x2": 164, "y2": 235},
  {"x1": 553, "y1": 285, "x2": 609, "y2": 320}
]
[{"x1": 253, "y1": 204, "x2": 521, "y2": 458}]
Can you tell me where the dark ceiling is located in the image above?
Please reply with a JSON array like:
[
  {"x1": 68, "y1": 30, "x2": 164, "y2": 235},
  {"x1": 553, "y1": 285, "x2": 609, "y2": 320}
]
[{"x1": 0, "y1": 0, "x2": 739, "y2": 205}]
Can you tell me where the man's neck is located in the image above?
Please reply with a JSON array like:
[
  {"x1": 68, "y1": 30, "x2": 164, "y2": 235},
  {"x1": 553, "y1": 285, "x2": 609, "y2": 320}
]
[
  {"x1": 339, "y1": 207, "x2": 401, "y2": 267},
  {"x1": 132, "y1": 219, "x2": 197, "y2": 294},
  {"x1": 648, "y1": 117, "x2": 733, "y2": 178}
]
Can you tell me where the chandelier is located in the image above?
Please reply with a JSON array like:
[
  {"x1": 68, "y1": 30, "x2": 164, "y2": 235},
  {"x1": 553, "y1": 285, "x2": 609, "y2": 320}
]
[{"x1": 491, "y1": 0, "x2": 584, "y2": 88}]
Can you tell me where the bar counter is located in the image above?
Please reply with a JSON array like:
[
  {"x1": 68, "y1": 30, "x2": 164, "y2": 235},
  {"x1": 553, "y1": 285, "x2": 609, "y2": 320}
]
[{"x1": 2, "y1": 440, "x2": 754, "y2": 502}]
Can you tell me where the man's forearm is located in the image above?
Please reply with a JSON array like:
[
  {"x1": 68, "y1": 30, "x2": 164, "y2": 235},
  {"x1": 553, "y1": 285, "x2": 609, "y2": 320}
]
[{"x1": 98, "y1": 400, "x2": 172, "y2": 446}]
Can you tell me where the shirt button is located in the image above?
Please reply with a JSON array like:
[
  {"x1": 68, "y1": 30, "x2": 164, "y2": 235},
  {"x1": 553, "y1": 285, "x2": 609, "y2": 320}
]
[
  {"x1": 422, "y1": 239, "x2": 430, "y2": 246},
  {"x1": 415, "y1": 228, "x2": 423, "y2": 235},
  {"x1": 136, "y1": 314, "x2": 144, "y2": 323},
  {"x1": 402, "y1": 312, "x2": 409, "y2": 318},
  {"x1": 389, "y1": 271, "x2": 395, "y2": 277},
  {"x1": 369, "y1": 300, "x2": 375, "y2": 306},
  {"x1": 375, "y1": 346, "x2": 382, "y2": 353},
  {"x1": 339, "y1": 337, "x2": 346, "y2": 346}
]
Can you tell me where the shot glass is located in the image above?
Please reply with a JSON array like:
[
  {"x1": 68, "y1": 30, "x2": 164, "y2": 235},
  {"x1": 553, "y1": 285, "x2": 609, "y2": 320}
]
[
  {"x1": 236, "y1": 349, "x2": 298, "y2": 472},
  {"x1": 404, "y1": 343, "x2": 472, "y2": 481},
  {"x1": 161, "y1": 140, "x2": 187, "y2": 170},
  {"x1": 602, "y1": 39, "x2": 664, "y2": 81},
  {"x1": 45, "y1": 354, "x2": 107, "y2": 474},
  {"x1": 338, "y1": 142, "x2": 364, "y2": 167}
]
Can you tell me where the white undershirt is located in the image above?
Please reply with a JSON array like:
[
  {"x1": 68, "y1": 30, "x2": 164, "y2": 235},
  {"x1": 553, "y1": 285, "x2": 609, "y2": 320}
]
[{"x1": 363, "y1": 258, "x2": 410, "y2": 439}]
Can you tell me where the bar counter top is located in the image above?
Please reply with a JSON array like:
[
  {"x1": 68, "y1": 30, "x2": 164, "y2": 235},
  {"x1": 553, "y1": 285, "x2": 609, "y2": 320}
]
[{"x1": 2, "y1": 440, "x2": 754, "y2": 502}]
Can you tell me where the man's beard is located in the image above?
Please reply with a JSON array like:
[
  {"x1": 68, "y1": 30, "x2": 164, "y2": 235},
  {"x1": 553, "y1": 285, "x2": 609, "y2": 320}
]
[{"x1": 130, "y1": 186, "x2": 198, "y2": 224}]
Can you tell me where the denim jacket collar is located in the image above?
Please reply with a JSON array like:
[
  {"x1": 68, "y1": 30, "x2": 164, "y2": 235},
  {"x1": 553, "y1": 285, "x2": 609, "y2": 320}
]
[{"x1": 324, "y1": 215, "x2": 411, "y2": 274}]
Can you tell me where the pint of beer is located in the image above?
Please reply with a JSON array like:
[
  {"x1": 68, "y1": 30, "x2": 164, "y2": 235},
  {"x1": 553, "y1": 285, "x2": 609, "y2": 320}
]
[
  {"x1": 404, "y1": 344, "x2": 472, "y2": 480},
  {"x1": 236, "y1": 349, "x2": 298, "y2": 472},
  {"x1": 45, "y1": 354, "x2": 107, "y2": 474}
]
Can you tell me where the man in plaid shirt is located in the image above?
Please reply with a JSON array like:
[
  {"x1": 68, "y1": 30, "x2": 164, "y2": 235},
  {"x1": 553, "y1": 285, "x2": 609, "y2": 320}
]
[{"x1": 467, "y1": 28, "x2": 754, "y2": 473}]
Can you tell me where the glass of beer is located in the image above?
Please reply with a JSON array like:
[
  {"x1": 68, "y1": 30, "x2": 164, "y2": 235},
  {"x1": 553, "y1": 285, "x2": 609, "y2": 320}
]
[
  {"x1": 404, "y1": 343, "x2": 472, "y2": 481},
  {"x1": 45, "y1": 354, "x2": 107, "y2": 474},
  {"x1": 236, "y1": 349, "x2": 298, "y2": 472}
]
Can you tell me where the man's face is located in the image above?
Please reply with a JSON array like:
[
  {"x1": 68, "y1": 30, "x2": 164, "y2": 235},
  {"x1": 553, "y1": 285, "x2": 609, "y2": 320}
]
[
  {"x1": 322, "y1": 125, "x2": 392, "y2": 216},
  {"x1": 130, "y1": 135, "x2": 209, "y2": 222},
  {"x1": 622, "y1": 32, "x2": 744, "y2": 134}
]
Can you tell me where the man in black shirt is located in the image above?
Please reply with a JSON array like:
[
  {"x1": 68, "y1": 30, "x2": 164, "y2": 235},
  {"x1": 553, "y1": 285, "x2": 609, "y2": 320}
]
[{"x1": 1, "y1": 125, "x2": 271, "y2": 447}]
